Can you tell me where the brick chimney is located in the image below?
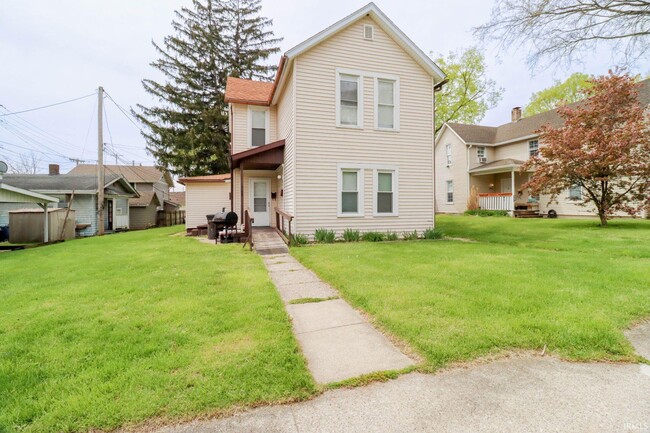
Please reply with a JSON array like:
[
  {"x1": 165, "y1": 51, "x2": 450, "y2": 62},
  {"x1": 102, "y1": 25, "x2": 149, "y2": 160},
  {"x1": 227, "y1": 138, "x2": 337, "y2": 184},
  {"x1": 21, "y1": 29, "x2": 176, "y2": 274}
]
[
  {"x1": 49, "y1": 164, "x2": 60, "y2": 175},
  {"x1": 511, "y1": 106, "x2": 522, "y2": 123}
]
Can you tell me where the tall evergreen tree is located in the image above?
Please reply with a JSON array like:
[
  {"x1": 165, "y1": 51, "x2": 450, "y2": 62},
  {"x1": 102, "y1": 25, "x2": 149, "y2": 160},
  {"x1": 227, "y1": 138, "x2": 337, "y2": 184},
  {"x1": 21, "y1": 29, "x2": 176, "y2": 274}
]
[{"x1": 134, "y1": 0, "x2": 281, "y2": 177}]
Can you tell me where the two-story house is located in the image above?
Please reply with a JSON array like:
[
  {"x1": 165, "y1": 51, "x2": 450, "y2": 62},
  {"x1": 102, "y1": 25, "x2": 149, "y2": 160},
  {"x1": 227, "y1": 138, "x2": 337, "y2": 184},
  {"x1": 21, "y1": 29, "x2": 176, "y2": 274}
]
[
  {"x1": 224, "y1": 2, "x2": 446, "y2": 237},
  {"x1": 68, "y1": 164, "x2": 176, "y2": 229},
  {"x1": 435, "y1": 78, "x2": 650, "y2": 217}
]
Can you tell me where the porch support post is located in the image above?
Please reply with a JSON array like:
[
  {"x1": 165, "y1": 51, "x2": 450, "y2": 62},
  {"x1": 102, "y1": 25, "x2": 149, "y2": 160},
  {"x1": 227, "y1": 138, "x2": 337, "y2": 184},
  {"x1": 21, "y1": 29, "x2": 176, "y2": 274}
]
[
  {"x1": 240, "y1": 166, "x2": 244, "y2": 227},
  {"x1": 511, "y1": 168, "x2": 515, "y2": 214}
]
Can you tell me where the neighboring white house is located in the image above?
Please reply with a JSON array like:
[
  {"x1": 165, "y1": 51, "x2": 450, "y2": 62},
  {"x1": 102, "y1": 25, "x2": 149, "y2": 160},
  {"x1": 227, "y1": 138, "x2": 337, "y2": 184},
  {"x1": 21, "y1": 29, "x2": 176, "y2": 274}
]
[
  {"x1": 435, "y1": 78, "x2": 650, "y2": 217},
  {"x1": 223, "y1": 2, "x2": 446, "y2": 238},
  {"x1": 179, "y1": 173, "x2": 231, "y2": 229}
]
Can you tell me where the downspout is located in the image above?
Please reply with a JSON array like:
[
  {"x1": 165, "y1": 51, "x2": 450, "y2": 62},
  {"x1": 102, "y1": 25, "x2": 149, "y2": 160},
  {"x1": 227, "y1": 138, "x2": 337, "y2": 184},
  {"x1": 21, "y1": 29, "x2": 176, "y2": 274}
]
[
  {"x1": 466, "y1": 144, "x2": 472, "y2": 209},
  {"x1": 432, "y1": 78, "x2": 448, "y2": 226}
]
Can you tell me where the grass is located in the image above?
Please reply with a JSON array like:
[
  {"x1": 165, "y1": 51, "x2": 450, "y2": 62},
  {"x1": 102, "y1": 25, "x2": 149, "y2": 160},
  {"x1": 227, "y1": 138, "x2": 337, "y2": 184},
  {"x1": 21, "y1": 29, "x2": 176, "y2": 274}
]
[
  {"x1": 0, "y1": 227, "x2": 314, "y2": 433},
  {"x1": 292, "y1": 215, "x2": 650, "y2": 370},
  {"x1": 288, "y1": 296, "x2": 339, "y2": 304}
]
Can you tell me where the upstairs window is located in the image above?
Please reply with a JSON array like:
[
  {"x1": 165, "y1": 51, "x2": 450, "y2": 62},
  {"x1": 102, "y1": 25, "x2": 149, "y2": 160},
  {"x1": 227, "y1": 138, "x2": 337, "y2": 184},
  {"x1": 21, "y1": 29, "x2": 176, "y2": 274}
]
[
  {"x1": 249, "y1": 108, "x2": 268, "y2": 147},
  {"x1": 446, "y1": 180, "x2": 454, "y2": 203},
  {"x1": 568, "y1": 183, "x2": 582, "y2": 200},
  {"x1": 477, "y1": 146, "x2": 486, "y2": 161},
  {"x1": 376, "y1": 78, "x2": 398, "y2": 130},
  {"x1": 337, "y1": 73, "x2": 362, "y2": 127},
  {"x1": 363, "y1": 24, "x2": 374, "y2": 40},
  {"x1": 529, "y1": 140, "x2": 539, "y2": 157},
  {"x1": 445, "y1": 143, "x2": 452, "y2": 166}
]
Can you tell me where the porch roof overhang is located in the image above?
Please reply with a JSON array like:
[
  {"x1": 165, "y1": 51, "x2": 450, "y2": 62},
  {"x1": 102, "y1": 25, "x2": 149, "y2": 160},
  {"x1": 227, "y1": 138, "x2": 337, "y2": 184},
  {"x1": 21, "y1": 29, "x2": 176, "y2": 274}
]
[
  {"x1": 231, "y1": 139, "x2": 285, "y2": 170},
  {"x1": 469, "y1": 158, "x2": 525, "y2": 175}
]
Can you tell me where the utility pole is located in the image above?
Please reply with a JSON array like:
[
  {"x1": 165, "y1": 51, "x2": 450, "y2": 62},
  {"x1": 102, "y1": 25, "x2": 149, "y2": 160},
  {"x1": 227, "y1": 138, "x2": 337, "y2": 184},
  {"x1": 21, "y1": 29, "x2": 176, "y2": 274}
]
[{"x1": 97, "y1": 86, "x2": 105, "y2": 235}]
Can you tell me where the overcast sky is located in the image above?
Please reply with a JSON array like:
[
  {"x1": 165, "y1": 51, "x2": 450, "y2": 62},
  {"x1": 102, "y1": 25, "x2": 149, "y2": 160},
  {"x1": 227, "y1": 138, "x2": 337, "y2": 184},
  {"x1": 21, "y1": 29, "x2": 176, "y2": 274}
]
[{"x1": 0, "y1": 0, "x2": 644, "y2": 178}]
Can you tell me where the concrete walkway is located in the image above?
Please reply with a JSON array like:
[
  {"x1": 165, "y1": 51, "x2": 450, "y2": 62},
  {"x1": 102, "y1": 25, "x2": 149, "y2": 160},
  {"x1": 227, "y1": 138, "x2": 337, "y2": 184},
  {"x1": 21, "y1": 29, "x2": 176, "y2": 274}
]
[
  {"x1": 262, "y1": 253, "x2": 414, "y2": 384},
  {"x1": 253, "y1": 227, "x2": 289, "y2": 255},
  {"x1": 149, "y1": 356, "x2": 650, "y2": 433}
]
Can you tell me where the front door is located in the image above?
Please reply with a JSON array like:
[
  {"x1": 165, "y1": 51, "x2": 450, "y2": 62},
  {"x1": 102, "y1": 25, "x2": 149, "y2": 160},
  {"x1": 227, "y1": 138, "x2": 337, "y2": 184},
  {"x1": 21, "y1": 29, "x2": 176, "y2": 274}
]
[
  {"x1": 249, "y1": 178, "x2": 270, "y2": 226},
  {"x1": 501, "y1": 178, "x2": 512, "y2": 194}
]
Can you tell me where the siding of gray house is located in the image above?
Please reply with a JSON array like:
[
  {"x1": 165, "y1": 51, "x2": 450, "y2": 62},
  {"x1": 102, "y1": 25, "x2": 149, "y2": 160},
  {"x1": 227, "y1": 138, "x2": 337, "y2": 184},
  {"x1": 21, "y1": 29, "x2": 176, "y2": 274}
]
[{"x1": 130, "y1": 202, "x2": 158, "y2": 229}]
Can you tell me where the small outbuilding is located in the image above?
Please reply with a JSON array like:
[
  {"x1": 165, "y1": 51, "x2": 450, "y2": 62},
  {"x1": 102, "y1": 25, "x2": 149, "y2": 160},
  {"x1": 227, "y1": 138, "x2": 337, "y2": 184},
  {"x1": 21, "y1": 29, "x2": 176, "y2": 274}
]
[
  {"x1": 178, "y1": 173, "x2": 231, "y2": 230},
  {"x1": 9, "y1": 208, "x2": 76, "y2": 243}
]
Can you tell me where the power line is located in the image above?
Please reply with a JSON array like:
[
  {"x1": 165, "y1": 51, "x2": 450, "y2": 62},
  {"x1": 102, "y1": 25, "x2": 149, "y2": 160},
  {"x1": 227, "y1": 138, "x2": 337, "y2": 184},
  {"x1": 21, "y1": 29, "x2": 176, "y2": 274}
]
[
  {"x1": 104, "y1": 91, "x2": 144, "y2": 133},
  {"x1": 0, "y1": 92, "x2": 96, "y2": 117}
]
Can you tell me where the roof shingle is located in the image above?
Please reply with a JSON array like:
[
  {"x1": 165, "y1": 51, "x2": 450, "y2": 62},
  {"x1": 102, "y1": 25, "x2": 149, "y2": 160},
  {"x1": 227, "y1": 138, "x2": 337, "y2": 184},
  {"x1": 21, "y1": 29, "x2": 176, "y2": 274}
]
[{"x1": 225, "y1": 77, "x2": 274, "y2": 105}]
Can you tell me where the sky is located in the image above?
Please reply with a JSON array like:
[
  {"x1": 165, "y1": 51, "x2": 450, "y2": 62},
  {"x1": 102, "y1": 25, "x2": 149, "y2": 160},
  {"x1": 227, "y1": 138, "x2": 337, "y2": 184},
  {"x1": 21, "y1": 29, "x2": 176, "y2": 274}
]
[{"x1": 0, "y1": 0, "x2": 645, "y2": 180}]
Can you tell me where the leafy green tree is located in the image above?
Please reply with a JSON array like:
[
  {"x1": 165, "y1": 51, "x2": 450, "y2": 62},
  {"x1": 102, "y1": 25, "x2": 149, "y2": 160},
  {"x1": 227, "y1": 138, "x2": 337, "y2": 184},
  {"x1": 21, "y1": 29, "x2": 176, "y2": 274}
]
[
  {"x1": 434, "y1": 47, "x2": 503, "y2": 133},
  {"x1": 524, "y1": 73, "x2": 593, "y2": 116},
  {"x1": 134, "y1": 0, "x2": 281, "y2": 177}
]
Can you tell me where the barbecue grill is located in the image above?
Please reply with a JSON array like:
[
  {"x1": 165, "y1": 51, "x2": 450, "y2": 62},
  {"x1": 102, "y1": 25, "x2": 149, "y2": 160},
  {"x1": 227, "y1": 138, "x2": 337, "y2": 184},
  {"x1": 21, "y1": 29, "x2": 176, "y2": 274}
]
[{"x1": 207, "y1": 208, "x2": 238, "y2": 242}]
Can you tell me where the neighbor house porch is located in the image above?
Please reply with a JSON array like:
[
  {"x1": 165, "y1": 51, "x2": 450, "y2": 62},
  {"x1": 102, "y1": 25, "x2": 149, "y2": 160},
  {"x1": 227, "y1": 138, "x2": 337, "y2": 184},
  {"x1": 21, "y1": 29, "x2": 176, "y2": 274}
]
[{"x1": 469, "y1": 158, "x2": 540, "y2": 217}]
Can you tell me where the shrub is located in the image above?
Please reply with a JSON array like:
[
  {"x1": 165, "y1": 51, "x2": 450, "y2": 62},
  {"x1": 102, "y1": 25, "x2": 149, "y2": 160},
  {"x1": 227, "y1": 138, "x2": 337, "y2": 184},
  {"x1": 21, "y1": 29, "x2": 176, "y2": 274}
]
[
  {"x1": 292, "y1": 233, "x2": 308, "y2": 246},
  {"x1": 385, "y1": 230, "x2": 398, "y2": 241},
  {"x1": 423, "y1": 227, "x2": 445, "y2": 239},
  {"x1": 314, "y1": 228, "x2": 336, "y2": 243},
  {"x1": 467, "y1": 185, "x2": 480, "y2": 211},
  {"x1": 362, "y1": 231, "x2": 385, "y2": 242},
  {"x1": 464, "y1": 209, "x2": 509, "y2": 217},
  {"x1": 342, "y1": 228, "x2": 360, "y2": 242},
  {"x1": 402, "y1": 230, "x2": 419, "y2": 241}
]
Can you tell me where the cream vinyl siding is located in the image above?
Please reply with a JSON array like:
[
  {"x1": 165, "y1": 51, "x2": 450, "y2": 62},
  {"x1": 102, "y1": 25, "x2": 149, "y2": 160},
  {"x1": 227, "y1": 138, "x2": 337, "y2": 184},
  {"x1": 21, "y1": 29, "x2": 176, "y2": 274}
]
[
  {"x1": 184, "y1": 182, "x2": 231, "y2": 229},
  {"x1": 494, "y1": 140, "x2": 532, "y2": 161},
  {"x1": 293, "y1": 16, "x2": 435, "y2": 235},
  {"x1": 230, "y1": 103, "x2": 278, "y2": 154},
  {"x1": 277, "y1": 64, "x2": 296, "y2": 225},
  {"x1": 435, "y1": 128, "x2": 467, "y2": 214}
]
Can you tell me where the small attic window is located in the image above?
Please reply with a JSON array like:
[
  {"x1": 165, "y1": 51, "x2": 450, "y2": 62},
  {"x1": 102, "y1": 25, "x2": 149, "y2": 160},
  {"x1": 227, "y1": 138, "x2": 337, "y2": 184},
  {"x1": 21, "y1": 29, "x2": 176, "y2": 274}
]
[{"x1": 363, "y1": 24, "x2": 374, "y2": 40}]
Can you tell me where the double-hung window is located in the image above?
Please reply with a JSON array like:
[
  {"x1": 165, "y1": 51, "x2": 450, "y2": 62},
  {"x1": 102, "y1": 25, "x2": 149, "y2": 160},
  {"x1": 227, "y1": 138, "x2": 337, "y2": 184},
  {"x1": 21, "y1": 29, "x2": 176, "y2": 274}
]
[
  {"x1": 374, "y1": 169, "x2": 398, "y2": 215},
  {"x1": 477, "y1": 146, "x2": 486, "y2": 161},
  {"x1": 249, "y1": 108, "x2": 268, "y2": 147},
  {"x1": 529, "y1": 140, "x2": 539, "y2": 157},
  {"x1": 568, "y1": 183, "x2": 582, "y2": 200},
  {"x1": 446, "y1": 180, "x2": 454, "y2": 203},
  {"x1": 445, "y1": 143, "x2": 452, "y2": 166},
  {"x1": 376, "y1": 78, "x2": 398, "y2": 130},
  {"x1": 340, "y1": 169, "x2": 361, "y2": 215},
  {"x1": 338, "y1": 73, "x2": 361, "y2": 127}
]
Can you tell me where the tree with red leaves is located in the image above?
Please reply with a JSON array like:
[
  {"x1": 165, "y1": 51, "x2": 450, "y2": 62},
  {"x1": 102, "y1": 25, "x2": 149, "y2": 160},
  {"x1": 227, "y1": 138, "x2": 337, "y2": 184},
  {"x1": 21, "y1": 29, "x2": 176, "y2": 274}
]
[{"x1": 522, "y1": 72, "x2": 650, "y2": 226}]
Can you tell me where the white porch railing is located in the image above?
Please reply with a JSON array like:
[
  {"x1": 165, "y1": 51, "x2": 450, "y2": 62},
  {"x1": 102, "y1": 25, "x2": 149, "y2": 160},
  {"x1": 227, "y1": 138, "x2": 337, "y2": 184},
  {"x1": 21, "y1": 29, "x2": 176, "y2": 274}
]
[{"x1": 479, "y1": 193, "x2": 513, "y2": 211}]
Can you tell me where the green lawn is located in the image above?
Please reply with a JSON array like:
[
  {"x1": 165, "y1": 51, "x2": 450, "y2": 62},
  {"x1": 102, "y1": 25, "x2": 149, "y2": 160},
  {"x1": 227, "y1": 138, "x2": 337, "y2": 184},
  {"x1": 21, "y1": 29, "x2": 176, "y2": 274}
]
[
  {"x1": 0, "y1": 227, "x2": 314, "y2": 433},
  {"x1": 292, "y1": 216, "x2": 650, "y2": 370}
]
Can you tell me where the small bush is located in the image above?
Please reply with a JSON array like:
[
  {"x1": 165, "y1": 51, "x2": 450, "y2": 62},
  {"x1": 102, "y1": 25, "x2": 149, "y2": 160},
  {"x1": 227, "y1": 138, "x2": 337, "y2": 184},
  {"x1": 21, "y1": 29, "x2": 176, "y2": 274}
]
[
  {"x1": 423, "y1": 227, "x2": 445, "y2": 239},
  {"x1": 385, "y1": 231, "x2": 398, "y2": 241},
  {"x1": 314, "y1": 228, "x2": 336, "y2": 243},
  {"x1": 342, "y1": 228, "x2": 360, "y2": 242},
  {"x1": 464, "y1": 209, "x2": 509, "y2": 217},
  {"x1": 292, "y1": 233, "x2": 308, "y2": 246},
  {"x1": 402, "y1": 230, "x2": 419, "y2": 241},
  {"x1": 362, "y1": 231, "x2": 385, "y2": 242}
]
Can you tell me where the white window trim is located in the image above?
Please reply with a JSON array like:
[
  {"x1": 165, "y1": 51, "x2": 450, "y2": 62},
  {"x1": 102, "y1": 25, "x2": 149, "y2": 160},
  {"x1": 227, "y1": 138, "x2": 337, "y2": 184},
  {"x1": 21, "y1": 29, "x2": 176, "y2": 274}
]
[
  {"x1": 372, "y1": 168, "x2": 399, "y2": 216},
  {"x1": 337, "y1": 165, "x2": 365, "y2": 217},
  {"x1": 247, "y1": 106, "x2": 270, "y2": 147},
  {"x1": 363, "y1": 24, "x2": 374, "y2": 40},
  {"x1": 336, "y1": 69, "x2": 364, "y2": 129},
  {"x1": 477, "y1": 146, "x2": 486, "y2": 161},
  {"x1": 445, "y1": 143, "x2": 452, "y2": 166},
  {"x1": 446, "y1": 180, "x2": 454, "y2": 204},
  {"x1": 373, "y1": 75, "x2": 400, "y2": 131},
  {"x1": 568, "y1": 184, "x2": 583, "y2": 201},
  {"x1": 528, "y1": 140, "x2": 539, "y2": 157}
]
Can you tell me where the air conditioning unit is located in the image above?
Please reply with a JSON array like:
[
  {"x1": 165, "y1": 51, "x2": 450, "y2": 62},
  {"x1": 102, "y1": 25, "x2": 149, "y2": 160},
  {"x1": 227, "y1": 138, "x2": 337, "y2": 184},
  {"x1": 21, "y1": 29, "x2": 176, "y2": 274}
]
[{"x1": 478, "y1": 157, "x2": 487, "y2": 163}]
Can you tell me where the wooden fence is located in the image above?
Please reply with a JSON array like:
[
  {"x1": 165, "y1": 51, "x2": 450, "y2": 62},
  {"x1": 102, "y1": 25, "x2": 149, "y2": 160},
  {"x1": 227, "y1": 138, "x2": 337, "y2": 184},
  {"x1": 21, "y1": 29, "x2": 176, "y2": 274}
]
[{"x1": 157, "y1": 210, "x2": 186, "y2": 227}]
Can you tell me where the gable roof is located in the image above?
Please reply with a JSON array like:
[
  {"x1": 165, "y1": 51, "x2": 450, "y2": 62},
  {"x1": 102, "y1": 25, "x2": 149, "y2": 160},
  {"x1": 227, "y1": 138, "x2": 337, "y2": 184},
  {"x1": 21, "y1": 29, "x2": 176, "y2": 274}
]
[
  {"x1": 177, "y1": 173, "x2": 231, "y2": 185},
  {"x1": 2, "y1": 174, "x2": 138, "y2": 196},
  {"x1": 129, "y1": 191, "x2": 161, "y2": 207},
  {"x1": 68, "y1": 164, "x2": 174, "y2": 187},
  {"x1": 445, "y1": 78, "x2": 650, "y2": 146},
  {"x1": 226, "y1": 3, "x2": 446, "y2": 107},
  {"x1": 225, "y1": 77, "x2": 275, "y2": 105},
  {"x1": 169, "y1": 191, "x2": 185, "y2": 206},
  {"x1": 284, "y1": 2, "x2": 445, "y2": 82}
]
